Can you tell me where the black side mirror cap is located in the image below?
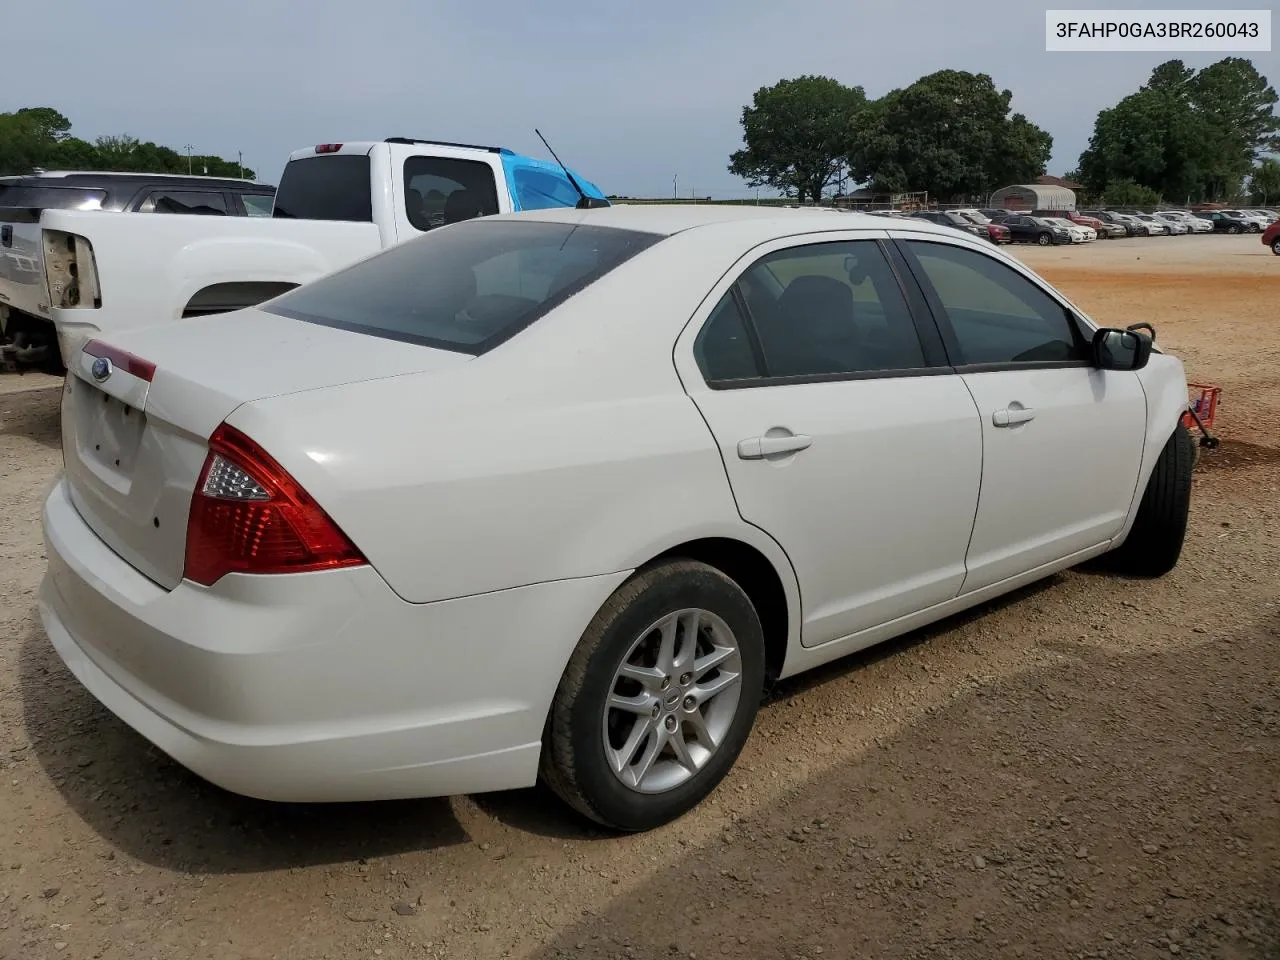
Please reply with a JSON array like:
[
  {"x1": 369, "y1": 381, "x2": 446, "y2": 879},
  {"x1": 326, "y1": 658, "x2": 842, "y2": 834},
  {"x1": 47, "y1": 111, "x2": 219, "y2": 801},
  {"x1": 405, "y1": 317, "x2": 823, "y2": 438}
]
[{"x1": 1092, "y1": 327, "x2": 1152, "y2": 371}]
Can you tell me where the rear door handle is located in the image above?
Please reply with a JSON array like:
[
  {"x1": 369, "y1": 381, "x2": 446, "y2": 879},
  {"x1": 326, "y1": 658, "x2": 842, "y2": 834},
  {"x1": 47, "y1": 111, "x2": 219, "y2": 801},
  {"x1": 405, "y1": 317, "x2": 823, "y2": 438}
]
[
  {"x1": 738, "y1": 434, "x2": 813, "y2": 459},
  {"x1": 993, "y1": 407, "x2": 1035, "y2": 427}
]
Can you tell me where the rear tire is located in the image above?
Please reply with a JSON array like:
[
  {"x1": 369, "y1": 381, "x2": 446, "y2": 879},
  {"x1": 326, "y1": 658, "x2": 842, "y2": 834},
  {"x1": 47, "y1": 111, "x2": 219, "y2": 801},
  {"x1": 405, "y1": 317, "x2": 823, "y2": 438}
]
[
  {"x1": 541, "y1": 559, "x2": 766, "y2": 832},
  {"x1": 1271, "y1": 238, "x2": 1280, "y2": 256},
  {"x1": 1037, "y1": 232, "x2": 1052, "y2": 246},
  {"x1": 1107, "y1": 423, "x2": 1194, "y2": 577},
  {"x1": 1228, "y1": 224, "x2": 1241, "y2": 234}
]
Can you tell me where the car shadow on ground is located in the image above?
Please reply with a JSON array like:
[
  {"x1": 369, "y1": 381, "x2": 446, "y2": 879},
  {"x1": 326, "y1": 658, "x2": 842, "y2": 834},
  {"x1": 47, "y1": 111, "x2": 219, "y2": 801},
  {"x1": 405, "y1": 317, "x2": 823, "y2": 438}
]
[
  {"x1": 19, "y1": 577, "x2": 1064, "y2": 863},
  {"x1": 526, "y1": 615, "x2": 1280, "y2": 960},
  {"x1": 18, "y1": 619, "x2": 469, "y2": 874},
  {"x1": 0, "y1": 383, "x2": 61, "y2": 451}
]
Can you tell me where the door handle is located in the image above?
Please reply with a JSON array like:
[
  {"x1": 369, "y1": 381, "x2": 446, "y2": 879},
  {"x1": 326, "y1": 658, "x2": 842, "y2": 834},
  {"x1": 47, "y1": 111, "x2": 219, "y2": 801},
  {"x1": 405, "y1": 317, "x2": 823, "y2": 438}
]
[
  {"x1": 992, "y1": 406, "x2": 1035, "y2": 427},
  {"x1": 738, "y1": 434, "x2": 813, "y2": 459}
]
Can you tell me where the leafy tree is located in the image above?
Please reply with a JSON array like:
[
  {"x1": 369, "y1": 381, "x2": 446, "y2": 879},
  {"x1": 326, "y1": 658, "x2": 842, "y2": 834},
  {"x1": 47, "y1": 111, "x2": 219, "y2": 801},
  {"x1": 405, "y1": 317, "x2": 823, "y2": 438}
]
[
  {"x1": 728, "y1": 76, "x2": 866, "y2": 204},
  {"x1": 1102, "y1": 179, "x2": 1163, "y2": 208},
  {"x1": 0, "y1": 107, "x2": 253, "y2": 179},
  {"x1": 1250, "y1": 158, "x2": 1280, "y2": 204},
  {"x1": 847, "y1": 70, "x2": 1051, "y2": 200},
  {"x1": 1077, "y1": 57, "x2": 1279, "y2": 203}
]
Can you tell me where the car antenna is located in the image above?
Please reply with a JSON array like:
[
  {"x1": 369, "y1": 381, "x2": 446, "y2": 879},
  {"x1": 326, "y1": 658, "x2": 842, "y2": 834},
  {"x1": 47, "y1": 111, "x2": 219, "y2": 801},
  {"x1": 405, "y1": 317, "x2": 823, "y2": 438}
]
[{"x1": 534, "y1": 128, "x2": 610, "y2": 209}]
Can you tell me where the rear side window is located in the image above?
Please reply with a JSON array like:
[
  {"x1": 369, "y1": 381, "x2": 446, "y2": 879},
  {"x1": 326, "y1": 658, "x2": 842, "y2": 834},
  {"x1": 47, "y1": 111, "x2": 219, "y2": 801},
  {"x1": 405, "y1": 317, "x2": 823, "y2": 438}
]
[
  {"x1": 137, "y1": 190, "x2": 228, "y2": 215},
  {"x1": 241, "y1": 194, "x2": 274, "y2": 217},
  {"x1": 273, "y1": 155, "x2": 372, "y2": 221},
  {"x1": 403, "y1": 156, "x2": 499, "y2": 232},
  {"x1": 265, "y1": 219, "x2": 661, "y2": 355},
  {"x1": 0, "y1": 185, "x2": 106, "y2": 210}
]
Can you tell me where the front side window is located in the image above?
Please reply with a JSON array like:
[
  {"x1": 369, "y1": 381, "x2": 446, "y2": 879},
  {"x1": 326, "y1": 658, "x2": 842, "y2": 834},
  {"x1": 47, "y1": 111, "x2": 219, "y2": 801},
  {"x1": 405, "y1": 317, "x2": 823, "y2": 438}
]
[
  {"x1": 904, "y1": 240, "x2": 1087, "y2": 366},
  {"x1": 696, "y1": 240, "x2": 926, "y2": 383},
  {"x1": 265, "y1": 219, "x2": 661, "y2": 355},
  {"x1": 403, "y1": 156, "x2": 500, "y2": 232},
  {"x1": 138, "y1": 190, "x2": 228, "y2": 215}
]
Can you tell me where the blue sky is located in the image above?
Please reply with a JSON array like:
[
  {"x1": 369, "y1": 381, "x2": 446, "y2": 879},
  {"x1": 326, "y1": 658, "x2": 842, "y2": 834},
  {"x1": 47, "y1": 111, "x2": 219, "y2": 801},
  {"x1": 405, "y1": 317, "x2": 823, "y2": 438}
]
[{"x1": 8, "y1": 0, "x2": 1276, "y2": 196}]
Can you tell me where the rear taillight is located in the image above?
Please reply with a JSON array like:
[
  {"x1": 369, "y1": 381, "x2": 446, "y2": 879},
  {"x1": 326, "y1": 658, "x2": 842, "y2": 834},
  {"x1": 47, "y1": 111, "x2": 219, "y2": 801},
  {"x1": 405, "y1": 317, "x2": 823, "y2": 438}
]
[{"x1": 184, "y1": 423, "x2": 366, "y2": 587}]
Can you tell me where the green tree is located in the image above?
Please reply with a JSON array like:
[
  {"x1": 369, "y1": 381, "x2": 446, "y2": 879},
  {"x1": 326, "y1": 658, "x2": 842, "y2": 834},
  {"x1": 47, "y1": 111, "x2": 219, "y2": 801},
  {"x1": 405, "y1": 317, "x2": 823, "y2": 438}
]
[
  {"x1": 728, "y1": 76, "x2": 866, "y2": 204},
  {"x1": 0, "y1": 107, "x2": 254, "y2": 179},
  {"x1": 1250, "y1": 158, "x2": 1280, "y2": 204},
  {"x1": 1077, "y1": 57, "x2": 1279, "y2": 203},
  {"x1": 1102, "y1": 179, "x2": 1163, "y2": 208},
  {"x1": 847, "y1": 70, "x2": 1051, "y2": 200}
]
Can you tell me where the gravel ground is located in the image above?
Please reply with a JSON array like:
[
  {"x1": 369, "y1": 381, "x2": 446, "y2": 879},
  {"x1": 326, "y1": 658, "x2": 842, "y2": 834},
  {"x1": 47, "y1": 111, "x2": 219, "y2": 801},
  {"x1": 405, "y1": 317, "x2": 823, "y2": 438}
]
[{"x1": 0, "y1": 235, "x2": 1276, "y2": 960}]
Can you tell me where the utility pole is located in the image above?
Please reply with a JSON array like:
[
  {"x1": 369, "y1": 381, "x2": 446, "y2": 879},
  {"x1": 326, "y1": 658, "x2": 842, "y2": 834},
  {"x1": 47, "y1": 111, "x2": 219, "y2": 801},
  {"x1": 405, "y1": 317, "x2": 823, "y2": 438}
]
[
  {"x1": 673, "y1": 173, "x2": 677, "y2": 200},
  {"x1": 185, "y1": 144, "x2": 194, "y2": 175},
  {"x1": 238, "y1": 151, "x2": 243, "y2": 179}
]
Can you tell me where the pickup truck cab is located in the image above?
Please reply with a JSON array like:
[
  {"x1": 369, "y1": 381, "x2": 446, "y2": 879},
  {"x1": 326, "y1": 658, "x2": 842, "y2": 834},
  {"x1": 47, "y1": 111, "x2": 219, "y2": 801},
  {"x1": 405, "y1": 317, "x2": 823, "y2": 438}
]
[
  {"x1": 2, "y1": 139, "x2": 607, "y2": 369},
  {"x1": 0, "y1": 172, "x2": 276, "y2": 365}
]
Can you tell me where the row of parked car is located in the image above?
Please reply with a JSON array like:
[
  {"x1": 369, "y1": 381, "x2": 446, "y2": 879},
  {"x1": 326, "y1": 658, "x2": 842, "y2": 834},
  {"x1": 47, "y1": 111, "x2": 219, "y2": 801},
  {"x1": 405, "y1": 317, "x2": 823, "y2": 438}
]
[{"x1": 870, "y1": 205, "x2": 1279, "y2": 247}]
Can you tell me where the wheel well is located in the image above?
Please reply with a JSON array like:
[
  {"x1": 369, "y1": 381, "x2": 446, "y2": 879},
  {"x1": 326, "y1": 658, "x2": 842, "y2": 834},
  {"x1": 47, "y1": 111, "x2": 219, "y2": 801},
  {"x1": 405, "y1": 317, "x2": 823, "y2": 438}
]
[
  {"x1": 182, "y1": 280, "x2": 298, "y2": 318},
  {"x1": 647, "y1": 538, "x2": 789, "y2": 683}
]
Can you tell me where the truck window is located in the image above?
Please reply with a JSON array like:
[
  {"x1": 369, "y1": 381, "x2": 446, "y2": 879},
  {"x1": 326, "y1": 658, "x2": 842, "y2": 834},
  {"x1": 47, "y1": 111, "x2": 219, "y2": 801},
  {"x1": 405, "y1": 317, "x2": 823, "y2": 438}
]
[
  {"x1": 137, "y1": 190, "x2": 229, "y2": 215},
  {"x1": 241, "y1": 194, "x2": 274, "y2": 217},
  {"x1": 273, "y1": 155, "x2": 373, "y2": 222},
  {"x1": 0, "y1": 185, "x2": 107, "y2": 210},
  {"x1": 403, "y1": 156, "x2": 500, "y2": 232}
]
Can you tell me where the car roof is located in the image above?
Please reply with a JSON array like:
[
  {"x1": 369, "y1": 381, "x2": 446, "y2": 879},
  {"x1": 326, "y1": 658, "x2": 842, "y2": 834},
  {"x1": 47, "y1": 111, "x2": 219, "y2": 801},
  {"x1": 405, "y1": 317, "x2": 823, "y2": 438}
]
[{"x1": 485, "y1": 203, "x2": 961, "y2": 240}]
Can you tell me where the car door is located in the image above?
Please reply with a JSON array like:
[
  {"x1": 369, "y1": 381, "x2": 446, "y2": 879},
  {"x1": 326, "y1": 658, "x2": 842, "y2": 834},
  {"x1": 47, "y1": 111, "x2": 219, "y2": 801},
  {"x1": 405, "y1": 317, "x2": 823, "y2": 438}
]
[
  {"x1": 893, "y1": 234, "x2": 1147, "y2": 593},
  {"x1": 673, "y1": 233, "x2": 983, "y2": 647}
]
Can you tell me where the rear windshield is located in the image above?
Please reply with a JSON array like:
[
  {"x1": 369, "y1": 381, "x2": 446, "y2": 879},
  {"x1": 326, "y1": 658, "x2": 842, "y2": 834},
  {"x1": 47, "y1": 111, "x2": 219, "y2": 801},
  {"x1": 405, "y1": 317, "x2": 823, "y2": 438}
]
[
  {"x1": 272, "y1": 155, "x2": 372, "y2": 221},
  {"x1": 265, "y1": 218, "x2": 662, "y2": 354},
  {"x1": 0, "y1": 185, "x2": 107, "y2": 210}
]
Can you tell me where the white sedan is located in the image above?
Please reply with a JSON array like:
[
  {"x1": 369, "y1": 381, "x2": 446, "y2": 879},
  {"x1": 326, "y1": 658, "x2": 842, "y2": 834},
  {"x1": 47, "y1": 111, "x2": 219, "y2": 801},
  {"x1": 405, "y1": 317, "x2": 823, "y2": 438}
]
[
  {"x1": 1043, "y1": 217, "x2": 1095, "y2": 242},
  {"x1": 39, "y1": 206, "x2": 1196, "y2": 832}
]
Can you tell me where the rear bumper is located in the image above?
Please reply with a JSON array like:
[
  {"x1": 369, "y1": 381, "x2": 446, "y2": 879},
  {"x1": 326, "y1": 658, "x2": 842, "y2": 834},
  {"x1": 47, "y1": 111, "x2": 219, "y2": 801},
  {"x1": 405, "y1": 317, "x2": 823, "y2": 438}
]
[{"x1": 39, "y1": 478, "x2": 627, "y2": 802}]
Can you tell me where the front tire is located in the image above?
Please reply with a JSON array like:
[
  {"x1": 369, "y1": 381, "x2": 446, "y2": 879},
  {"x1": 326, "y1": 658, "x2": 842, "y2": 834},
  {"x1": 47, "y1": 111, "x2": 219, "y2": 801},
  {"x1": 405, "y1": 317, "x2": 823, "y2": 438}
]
[
  {"x1": 1107, "y1": 423, "x2": 1194, "y2": 577},
  {"x1": 541, "y1": 559, "x2": 766, "y2": 832}
]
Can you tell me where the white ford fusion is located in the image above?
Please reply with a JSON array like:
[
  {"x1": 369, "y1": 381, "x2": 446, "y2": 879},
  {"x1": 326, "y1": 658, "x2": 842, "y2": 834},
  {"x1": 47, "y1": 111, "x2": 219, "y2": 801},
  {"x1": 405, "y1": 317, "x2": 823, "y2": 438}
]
[{"x1": 40, "y1": 206, "x2": 1196, "y2": 832}]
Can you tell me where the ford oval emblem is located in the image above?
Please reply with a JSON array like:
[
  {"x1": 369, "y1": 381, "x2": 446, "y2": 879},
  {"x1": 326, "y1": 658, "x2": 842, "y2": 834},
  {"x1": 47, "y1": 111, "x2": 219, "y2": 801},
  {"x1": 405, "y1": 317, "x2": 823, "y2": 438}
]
[{"x1": 91, "y1": 356, "x2": 113, "y2": 382}]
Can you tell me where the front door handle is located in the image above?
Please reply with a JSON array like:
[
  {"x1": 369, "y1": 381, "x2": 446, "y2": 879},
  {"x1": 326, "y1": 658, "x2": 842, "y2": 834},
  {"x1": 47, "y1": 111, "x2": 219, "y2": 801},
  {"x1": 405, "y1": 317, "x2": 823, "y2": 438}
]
[
  {"x1": 738, "y1": 434, "x2": 813, "y2": 459},
  {"x1": 993, "y1": 406, "x2": 1035, "y2": 427}
]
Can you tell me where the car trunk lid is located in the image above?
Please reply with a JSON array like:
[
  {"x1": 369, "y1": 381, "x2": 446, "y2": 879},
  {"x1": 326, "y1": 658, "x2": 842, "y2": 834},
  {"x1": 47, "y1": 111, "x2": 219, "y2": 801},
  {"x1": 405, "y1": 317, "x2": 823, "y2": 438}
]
[{"x1": 60, "y1": 307, "x2": 470, "y2": 590}]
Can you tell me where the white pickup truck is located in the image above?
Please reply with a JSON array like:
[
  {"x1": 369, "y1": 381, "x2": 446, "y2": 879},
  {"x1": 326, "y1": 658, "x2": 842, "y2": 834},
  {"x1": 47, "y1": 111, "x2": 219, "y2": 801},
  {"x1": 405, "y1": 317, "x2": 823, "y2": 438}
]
[{"x1": 0, "y1": 138, "x2": 608, "y2": 369}]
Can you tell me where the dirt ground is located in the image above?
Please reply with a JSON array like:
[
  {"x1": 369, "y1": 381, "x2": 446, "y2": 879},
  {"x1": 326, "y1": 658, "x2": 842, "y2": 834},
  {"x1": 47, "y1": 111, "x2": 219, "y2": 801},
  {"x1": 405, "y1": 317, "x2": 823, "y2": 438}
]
[{"x1": 0, "y1": 234, "x2": 1276, "y2": 960}]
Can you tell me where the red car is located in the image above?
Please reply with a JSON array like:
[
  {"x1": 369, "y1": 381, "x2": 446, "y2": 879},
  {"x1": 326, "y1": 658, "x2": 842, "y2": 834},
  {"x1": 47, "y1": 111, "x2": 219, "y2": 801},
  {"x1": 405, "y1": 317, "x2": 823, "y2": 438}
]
[
  {"x1": 984, "y1": 221, "x2": 1011, "y2": 244},
  {"x1": 1263, "y1": 218, "x2": 1280, "y2": 256}
]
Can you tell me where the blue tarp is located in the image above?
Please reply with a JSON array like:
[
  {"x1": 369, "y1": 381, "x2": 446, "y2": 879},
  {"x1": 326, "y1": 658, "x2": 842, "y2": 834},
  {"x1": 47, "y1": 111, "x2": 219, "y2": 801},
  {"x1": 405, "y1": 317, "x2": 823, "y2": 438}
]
[{"x1": 500, "y1": 153, "x2": 608, "y2": 211}]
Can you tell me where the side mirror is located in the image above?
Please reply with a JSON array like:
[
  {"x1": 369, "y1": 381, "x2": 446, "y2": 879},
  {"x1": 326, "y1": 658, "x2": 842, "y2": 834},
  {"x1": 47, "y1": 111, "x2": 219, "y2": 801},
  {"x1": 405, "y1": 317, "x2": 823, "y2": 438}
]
[{"x1": 1092, "y1": 327, "x2": 1152, "y2": 371}]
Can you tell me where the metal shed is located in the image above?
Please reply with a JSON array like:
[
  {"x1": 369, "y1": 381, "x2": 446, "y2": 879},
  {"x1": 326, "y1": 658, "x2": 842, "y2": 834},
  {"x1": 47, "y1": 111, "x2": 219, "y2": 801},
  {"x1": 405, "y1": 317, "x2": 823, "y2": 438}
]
[{"x1": 988, "y1": 184, "x2": 1076, "y2": 211}]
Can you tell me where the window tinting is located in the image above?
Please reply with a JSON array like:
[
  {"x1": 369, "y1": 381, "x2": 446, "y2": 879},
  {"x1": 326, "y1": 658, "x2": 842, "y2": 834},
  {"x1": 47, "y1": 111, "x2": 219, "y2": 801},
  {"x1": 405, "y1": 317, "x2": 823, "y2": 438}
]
[
  {"x1": 695, "y1": 292, "x2": 760, "y2": 381},
  {"x1": 0, "y1": 185, "x2": 106, "y2": 210},
  {"x1": 139, "y1": 191, "x2": 228, "y2": 215},
  {"x1": 265, "y1": 219, "x2": 661, "y2": 355},
  {"x1": 273, "y1": 155, "x2": 373, "y2": 221},
  {"x1": 403, "y1": 156, "x2": 500, "y2": 232},
  {"x1": 725, "y1": 240, "x2": 925, "y2": 380},
  {"x1": 906, "y1": 240, "x2": 1086, "y2": 366}
]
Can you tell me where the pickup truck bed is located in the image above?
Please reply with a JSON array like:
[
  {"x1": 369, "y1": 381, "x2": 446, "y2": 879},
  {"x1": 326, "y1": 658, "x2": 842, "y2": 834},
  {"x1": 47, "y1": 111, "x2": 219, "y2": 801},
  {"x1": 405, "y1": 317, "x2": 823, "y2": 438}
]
[{"x1": 3, "y1": 139, "x2": 606, "y2": 369}]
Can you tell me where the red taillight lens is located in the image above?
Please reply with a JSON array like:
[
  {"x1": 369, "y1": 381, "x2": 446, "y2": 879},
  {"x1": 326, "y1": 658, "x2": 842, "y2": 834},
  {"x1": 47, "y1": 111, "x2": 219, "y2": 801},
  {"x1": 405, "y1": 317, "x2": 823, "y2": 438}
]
[
  {"x1": 314, "y1": 143, "x2": 343, "y2": 153},
  {"x1": 183, "y1": 423, "x2": 366, "y2": 587}
]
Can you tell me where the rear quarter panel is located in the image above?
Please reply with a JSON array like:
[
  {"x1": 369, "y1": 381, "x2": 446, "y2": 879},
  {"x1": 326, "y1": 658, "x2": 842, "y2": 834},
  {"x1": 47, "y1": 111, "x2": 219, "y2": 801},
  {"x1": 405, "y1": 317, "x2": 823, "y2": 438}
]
[{"x1": 227, "y1": 225, "x2": 806, "y2": 612}]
